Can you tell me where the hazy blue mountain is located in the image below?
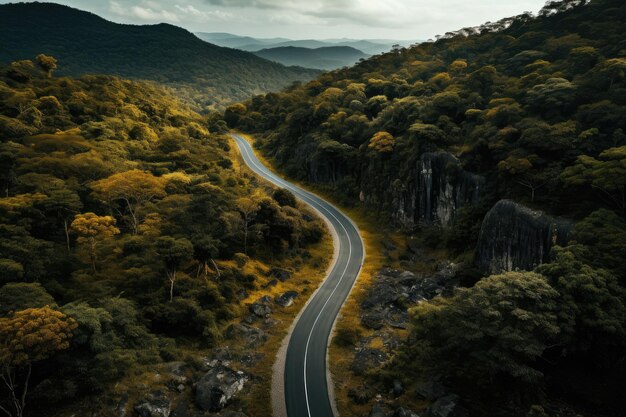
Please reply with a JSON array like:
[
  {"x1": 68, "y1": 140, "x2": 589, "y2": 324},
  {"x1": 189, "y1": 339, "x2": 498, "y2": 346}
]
[
  {"x1": 195, "y1": 32, "x2": 420, "y2": 55},
  {"x1": 195, "y1": 32, "x2": 290, "y2": 49},
  {"x1": 0, "y1": 3, "x2": 319, "y2": 108},
  {"x1": 253, "y1": 46, "x2": 370, "y2": 70}
]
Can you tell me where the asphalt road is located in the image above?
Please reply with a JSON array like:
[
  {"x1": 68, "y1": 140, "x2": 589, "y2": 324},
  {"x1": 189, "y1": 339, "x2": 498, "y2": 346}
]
[{"x1": 231, "y1": 134, "x2": 365, "y2": 417}]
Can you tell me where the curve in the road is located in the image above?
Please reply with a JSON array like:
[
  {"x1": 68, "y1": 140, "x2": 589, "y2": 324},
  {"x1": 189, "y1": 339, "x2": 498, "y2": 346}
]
[{"x1": 231, "y1": 134, "x2": 365, "y2": 417}]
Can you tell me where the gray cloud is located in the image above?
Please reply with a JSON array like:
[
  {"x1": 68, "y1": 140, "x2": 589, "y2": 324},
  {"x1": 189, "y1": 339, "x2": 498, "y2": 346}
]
[{"x1": 1, "y1": 0, "x2": 549, "y2": 40}]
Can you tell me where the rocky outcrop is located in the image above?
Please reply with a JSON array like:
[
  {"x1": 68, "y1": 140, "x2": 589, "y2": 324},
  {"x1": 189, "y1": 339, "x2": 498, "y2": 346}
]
[
  {"x1": 360, "y1": 265, "x2": 457, "y2": 330},
  {"x1": 476, "y1": 200, "x2": 573, "y2": 274},
  {"x1": 427, "y1": 394, "x2": 468, "y2": 417},
  {"x1": 275, "y1": 290, "x2": 298, "y2": 307},
  {"x1": 134, "y1": 391, "x2": 171, "y2": 417},
  {"x1": 351, "y1": 347, "x2": 388, "y2": 375},
  {"x1": 194, "y1": 364, "x2": 247, "y2": 412},
  {"x1": 364, "y1": 152, "x2": 484, "y2": 227},
  {"x1": 249, "y1": 297, "x2": 272, "y2": 318},
  {"x1": 268, "y1": 267, "x2": 293, "y2": 282},
  {"x1": 224, "y1": 323, "x2": 267, "y2": 347}
]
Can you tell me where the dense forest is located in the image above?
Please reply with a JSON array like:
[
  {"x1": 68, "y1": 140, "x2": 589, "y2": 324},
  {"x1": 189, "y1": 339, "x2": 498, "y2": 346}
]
[
  {"x1": 0, "y1": 2, "x2": 320, "y2": 111},
  {"x1": 229, "y1": 0, "x2": 626, "y2": 415},
  {"x1": 0, "y1": 57, "x2": 326, "y2": 416}
]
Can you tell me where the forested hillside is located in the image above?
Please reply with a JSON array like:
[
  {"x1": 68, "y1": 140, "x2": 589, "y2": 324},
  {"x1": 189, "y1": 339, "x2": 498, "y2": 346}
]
[
  {"x1": 0, "y1": 57, "x2": 326, "y2": 416},
  {"x1": 253, "y1": 46, "x2": 370, "y2": 71},
  {"x1": 0, "y1": 2, "x2": 319, "y2": 110},
  {"x1": 229, "y1": 0, "x2": 626, "y2": 415}
]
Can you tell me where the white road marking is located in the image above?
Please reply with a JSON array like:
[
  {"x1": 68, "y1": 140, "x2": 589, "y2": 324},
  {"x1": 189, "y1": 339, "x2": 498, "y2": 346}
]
[{"x1": 232, "y1": 135, "x2": 358, "y2": 417}]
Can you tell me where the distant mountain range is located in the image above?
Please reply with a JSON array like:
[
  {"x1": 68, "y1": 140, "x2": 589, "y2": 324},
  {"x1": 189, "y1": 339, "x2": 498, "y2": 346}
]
[
  {"x1": 195, "y1": 32, "x2": 419, "y2": 55},
  {"x1": 0, "y1": 3, "x2": 320, "y2": 109},
  {"x1": 253, "y1": 46, "x2": 370, "y2": 70}
]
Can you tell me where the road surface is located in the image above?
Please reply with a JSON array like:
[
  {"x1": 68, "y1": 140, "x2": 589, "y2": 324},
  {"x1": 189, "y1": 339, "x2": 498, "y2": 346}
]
[{"x1": 231, "y1": 134, "x2": 364, "y2": 417}]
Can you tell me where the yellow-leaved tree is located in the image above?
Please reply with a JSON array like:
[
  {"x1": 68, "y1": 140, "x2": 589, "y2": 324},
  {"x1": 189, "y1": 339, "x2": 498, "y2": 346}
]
[
  {"x1": 70, "y1": 213, "x2": 120, "y2": 272},
  {"x1": 368, "y1": 131, "x2": 395, "y2": 154},
  {"x1": 90, "y1": 170, "x2": 166, "y2": 234},
  {"x1": 0, "y1": 307, "x2": 77, "y2": 417}
]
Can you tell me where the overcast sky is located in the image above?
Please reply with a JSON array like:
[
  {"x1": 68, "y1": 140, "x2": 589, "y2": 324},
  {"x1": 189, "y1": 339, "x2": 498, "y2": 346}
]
[{"x1": 5, "y1": 0, "x2": 548, "y2": 40}]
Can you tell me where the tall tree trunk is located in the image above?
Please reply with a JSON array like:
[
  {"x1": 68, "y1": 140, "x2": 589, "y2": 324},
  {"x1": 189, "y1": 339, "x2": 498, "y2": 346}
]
[
  {"x1": 244, "y1": 220, "x2": 249, "y2": 255},
  {"x1": 168, "y1": 270, "x2": 176, "y2": 302},
  {"x1": 210, "y1": 258, "x2": 221, "y2": 278},
  {"x1": 64, "y1": 219, "x2": 70, "y2": 254},
  {"x1": 89, "y1": 238, "x2": 97, "y2": 273}
]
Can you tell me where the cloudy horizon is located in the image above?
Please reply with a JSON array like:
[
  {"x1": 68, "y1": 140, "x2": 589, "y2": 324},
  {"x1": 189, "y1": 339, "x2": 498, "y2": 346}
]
[{"x1": 3, "y1": 0, "x2": 549, "y2": 40}]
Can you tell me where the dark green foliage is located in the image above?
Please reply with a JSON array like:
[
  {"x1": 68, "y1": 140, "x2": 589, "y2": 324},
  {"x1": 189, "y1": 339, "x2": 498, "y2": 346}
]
[
  {"x1": 0, "y1": 282, "x2": 55, "y2": 314},
  {"x1": 0, "y1": 3, "x2": 320, "y2": 110},
  {"x1": 227, "y1": 0, "x2": 626, "y2": 415},
  {"x1": 232, "y1": 0, "x2": 626, "y2": 220},
  {"x1": 272, "y1": 188, "x2": 297, "y2": 208},
  {"x1": 0, "y1": 60, "x2": 325, "y2": 415},
  {"x1": 406, "y1": 272, "x2": 560, "y2": 389}
]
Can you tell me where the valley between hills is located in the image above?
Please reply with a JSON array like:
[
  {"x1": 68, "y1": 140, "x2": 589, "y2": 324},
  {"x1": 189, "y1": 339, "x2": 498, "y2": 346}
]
[{"x1": 1, "y1": 1, "x2": 626, "y2": 417}]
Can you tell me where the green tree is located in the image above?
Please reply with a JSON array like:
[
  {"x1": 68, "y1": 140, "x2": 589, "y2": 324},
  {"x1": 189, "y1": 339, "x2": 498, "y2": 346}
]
[
  {"x1": 407, "y1": 271, "x2": 560, "y2": 392},
  {"x1": 90, "y1": 170, "x2": 166, "y2": 234},
  {"x1": 0, "y1": 260, "x2": 23, "y2": 285},
  {"x1": 156, "y1": 237, "x2": 193, "y2": 302},
  {"x1": 236, "y1": 197, "x2": 260, "y2": 255},
  {"x1": 272, "y1": 188, "x2": 297, "y2": 208},
  {"x1": 192, "y1": 237, "x2": 221, "y2": 281},
  {"x1": 537, "y1": 246, "x2": 626, "y2": 354},
  {"x1": 569, "y1": 209, "x2": 626, "y2": 279},
  {"x1": 0, "y1": 283, "x2": 55, "y2": 315},
  {"x1": 35, "y1": 54, "x2": 57, "y2": 78},
  {"x1": 40, "y1": 188, "x2": 83, "y2": 253},
  {"x1": 561, "y1": 146, "x2": 626, "y2": 213},
  {"x1": 368, "y1": 131, "x2": 395, "y2": 153},
  {"x1": 0, "y1": 307, "x2": 76, "y2": 417},
  {"x1": 70, "y1": 213, "x2": 120, "y2": 273},
  {"x1": 498, "y1": 155, "x2": 558, "y2": 201}
]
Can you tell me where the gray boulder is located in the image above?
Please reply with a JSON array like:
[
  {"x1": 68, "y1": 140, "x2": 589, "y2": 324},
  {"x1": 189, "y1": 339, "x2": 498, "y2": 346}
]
[
  {"x1": 395, "y1": 407, "x2": 420, "y2": 417},
  {"x1": 384, "y1": 151, "x2": 484, "y2": 227},
  {"x1": 415, "y1": 380, "x2": 447, "y2": 401},
  {"x1": 224, "y1": 323, "x2": 267, "y2": 347},
  {"x1": 275, "y1": 291, "x2": 298, "y2": 307},
  {"x1": 476, "y1": 200, "x2": 572, "y2": 274},
  {"x1": 194, "y1": 365, "x2": 247, "y2": 412},
  {"x1": 351, "y1": 348, "x2": 388, "y2": 375},
  {"x1": 249, "y1": 300, "x2": 272, "y2": 318},
  {"x1": 427, "y1": 394, "x2": 468, "y2": 417},
  {"x1": 134, "y1": 391, "x2": 171, "y2": 417},
  {"x1": 348, "y1": 385, "x2": 374, "y2": 405},
  {"x1": 268, "y1": 267, "x2": 293, "y2": 281},
  {"x1": 392, "y1": 379, "x2": 405, "y2": 397},
  {"x1": 370, "y1": 404, "x2": 387, "y2": 417},
  {"x1": 361, "y1": 310, "x2": 385, "y2": 330}
]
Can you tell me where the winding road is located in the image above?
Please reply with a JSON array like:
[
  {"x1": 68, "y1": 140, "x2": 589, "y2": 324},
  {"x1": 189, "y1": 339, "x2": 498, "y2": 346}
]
[{"x1": 231, "y1": 134, "x2": 365, "y2": 417}]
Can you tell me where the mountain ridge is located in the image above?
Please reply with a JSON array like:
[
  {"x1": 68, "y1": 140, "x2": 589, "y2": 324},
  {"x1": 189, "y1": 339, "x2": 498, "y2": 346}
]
[
  {"x1": 0, "y1": 2, "x2": 320, "y2": 109},
  {"x1": 253, "y1": 45, "x2": 370, "y2": 70}
]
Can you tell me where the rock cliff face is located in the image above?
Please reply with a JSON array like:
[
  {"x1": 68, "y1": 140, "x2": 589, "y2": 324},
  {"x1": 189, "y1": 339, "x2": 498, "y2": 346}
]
[
  {"x1": 365, "y1": 152, "x2": 484, "y2": 227},
  {"x1": 476, "y1": 200, "x2": 573, "y2": 274}
]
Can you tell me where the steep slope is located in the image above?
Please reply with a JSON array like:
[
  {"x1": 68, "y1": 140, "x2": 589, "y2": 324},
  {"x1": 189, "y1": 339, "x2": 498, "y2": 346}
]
[
  {"x1": 228, "y1": 0, "x2": 626, "y2": 415},
  {"x1": 0, "y1": 2, "x2": 319, "y2": 109},
  {"x1": 0, "y1": 60, "x2": 328, "y2": 415},
  {"x1": 254, "y1": 46, "x2": 370, "y2": 70}
]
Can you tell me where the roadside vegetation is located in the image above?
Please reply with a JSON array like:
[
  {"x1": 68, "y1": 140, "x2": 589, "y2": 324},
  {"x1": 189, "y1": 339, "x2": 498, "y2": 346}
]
[
  {"x1": 0, "y1": 58, "x2": 328, "y2": 416},
  {"x1": 229, "y1": 0, "x2": 626, "y2": 415}
]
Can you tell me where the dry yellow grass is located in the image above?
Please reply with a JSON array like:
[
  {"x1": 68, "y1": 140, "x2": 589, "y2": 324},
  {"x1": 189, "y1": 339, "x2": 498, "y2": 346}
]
[
  {"x1": 229, "y1": 133, "x2": 442, "y2": 416},
  {"x1": 232, "y1": 132, "x2": 411, "y2": 416},
  {"x1": 225, "y1": 133, "x2": 335, "y2": 416}
]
